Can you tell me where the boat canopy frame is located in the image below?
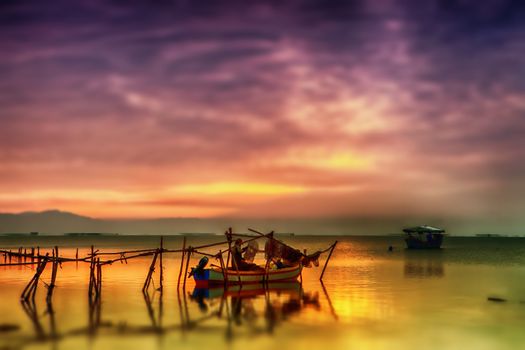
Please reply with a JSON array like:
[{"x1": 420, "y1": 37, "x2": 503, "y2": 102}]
[{"x1": 403, "y1": 225, "x2": 445, "y2": 234}]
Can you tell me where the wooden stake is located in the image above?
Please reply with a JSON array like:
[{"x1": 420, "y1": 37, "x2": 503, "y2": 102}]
[
  {"x1": 231, "y1": 251, "x2": 241, "y2": 285},
  {"x1": 320, "y1": 241, "x2": 337, "y2": 281},
  {"x1": 177, "y1": 237, "x2": 186, "y2": 289},
  {"x1": 21, "y1": 256, "x2": 48, "y2": 300},
  {"x1": 143, "y1": 251, "x2": 159, "y2": 293},
  {"x1": 96, "y1": 259, "x2": 102, "y2": 299},
  {"x1": 263, "y1": 258, "x2": 270, "y2": 285},
  {"x1": 225, "y1": 228, "x2": 232, "y2": 271},
  {"x1": 159, "y1": 236, "x2": 164, "y2": 293},
  {"x1": 46, "y1": 247, "x2": 59, "y2": 304},
  {"x1": 182, "y1": 247, "x2": 191, "y2": 290},
  {"x1": 88, "y1": 246, "x2": 95, "y2": 299},
  {"x1": 218, "y1": 251, "x2": 228, "y2": 287}
]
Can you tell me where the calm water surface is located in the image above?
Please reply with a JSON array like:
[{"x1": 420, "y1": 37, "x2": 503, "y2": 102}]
[{"x1": 1, "y1": 235, "x2": 524, "y2": 350}]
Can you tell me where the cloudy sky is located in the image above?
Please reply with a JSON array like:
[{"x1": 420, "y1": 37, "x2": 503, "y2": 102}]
[{"x1": 1, "y1": 1, "x2": 524, "y2": 231}]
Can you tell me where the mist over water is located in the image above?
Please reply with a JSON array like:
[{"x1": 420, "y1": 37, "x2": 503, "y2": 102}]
[{"x1": 1, "y1": 235, "x2": 524, "y2": 350}]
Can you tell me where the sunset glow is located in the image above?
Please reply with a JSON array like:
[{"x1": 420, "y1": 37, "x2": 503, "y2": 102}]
[{"x1": 1, "y1": 1, "x2": 525, "y2": 232}]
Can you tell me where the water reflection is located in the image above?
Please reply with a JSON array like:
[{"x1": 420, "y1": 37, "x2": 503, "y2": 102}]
[
  {"x1": 404, "y1": 252, "x2": 445, "y2": 278},
  {"x1": 188, "y1": 282, "x2": 328, "y2": 340},
  {"x1": 12, "y1": 282, "x2": 334, "y2": 348}
]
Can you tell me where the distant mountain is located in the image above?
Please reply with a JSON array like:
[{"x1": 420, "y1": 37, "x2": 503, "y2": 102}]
[
  {"x1": 0, "y1": 209, "x2": 404, "y2": 235},
  {"x1": 0, "y1": 209, "x2": 245, "y2": 235},
  {"x1": 0, "y1": 209, "x2": 517, "y2": 236},
  {"x1": 0, "y1": 210, "x2": 100, "y2": 234}
]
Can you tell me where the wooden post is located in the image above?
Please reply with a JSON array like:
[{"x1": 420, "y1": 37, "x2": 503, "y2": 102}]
[
  {"x1": 46, "y1": 247, "x2": 59, "y2": 304},
  {"x1": 88, "y1": 246, "x2": 95, "y2": 299},
  {"x1": 177, "y1": 236, "x2": 186, "y2": 289},
  {"x1": 225, "y1": 228, "x2": 232, "y2": 271},
  {"x1": 231, "y1": 251, "x2": 242, "y2": 285},
  {"x1": 182, "y1": 247, "x2": 191, "y2": 290},
  {"x1": 96, "y1": 259, "x2": 102, "y2": 299},
  {"x1": 218, "y1": 251, "x2": 228, "y2": 287},
  {"x1": 263, "y1": 258, "x2": 270, "y2": 285},
  {"x1": 21, "y1": 256, "x2": 48, "y2": 300},
  {"x1": 159, "y1": 236, "x2": 164, "y2": 293},
  {"x1": 143, "y1": 251, "x2": 159, "y2": 293},
  {"x1": 320, "y1": 241, "x2": 338, "y2": 281}
]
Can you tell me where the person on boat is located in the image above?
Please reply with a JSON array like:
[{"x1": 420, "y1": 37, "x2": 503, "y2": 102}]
[
  {"x1": 232, "y1": 238, "x2": 246, "y2": 267},
  {"x1": 232, "y1": 238, "x2": 262, "y2": 271}
]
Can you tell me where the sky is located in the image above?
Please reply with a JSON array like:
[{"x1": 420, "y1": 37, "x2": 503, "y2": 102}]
[{"x1": 1, "y1": 1, "x2": 525, "y2": 232}]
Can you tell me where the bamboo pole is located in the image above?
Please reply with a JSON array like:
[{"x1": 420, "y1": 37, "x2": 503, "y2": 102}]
[
  {"x1": 182, "y1": 247, "x2": 191, "y2": 290},
  {"x1": 96, "y1": 259, "x2": 102, "y2": 299},
  {"x1": 88, "y1": 246, "x2": 95, "y2": 299},
  {"x1": 225, "y1": 228, "x2": 232, "y2": 272},
  {"x1": 177, "y1": 237, "x2": 186, "y2": 288},
  {"x1": 218, "y1": 250, "x2": 228, "y2": 287},
  {"x1": 230, "y1": 250, "x2": 241, "y2": 285},
  {"x1": 320, "y1": 241, "x2": 338, "y2": 281},
  {"x1": 143, "y1": 251, "x2": 159, "y2": 293},
  {"x1": 21, "y1": 256, "x2": 48, "y2": 300},
  {"x1": 46, "y1": 246, "x2": 59, "y2": 304},
  {"x1": 263, "y1": 258, "x2": 270, "y2": 285},
  {"x1": 159, "y1": 236, "x2": 164, "y2": 293}
]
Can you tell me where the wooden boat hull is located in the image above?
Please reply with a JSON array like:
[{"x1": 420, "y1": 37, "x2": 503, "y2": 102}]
[{"x1": 193, "y1": 265, "x2": 302, "y2": 288}]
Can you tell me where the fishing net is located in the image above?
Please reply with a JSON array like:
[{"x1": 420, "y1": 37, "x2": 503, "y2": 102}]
[{"x1": 243, "y1": 241, "x2": 259, "y2": 262}]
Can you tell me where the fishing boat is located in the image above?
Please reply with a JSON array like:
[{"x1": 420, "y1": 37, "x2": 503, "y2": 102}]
[
  {"x1": 404, "y1": 225, "x2": 445, "y2": 249},
  {"x1": 187, "y1": 228, "x2": 337, "y2": 288},
  {"x1": 192, "y1": 264, "x2": 303, "y2": 288}
]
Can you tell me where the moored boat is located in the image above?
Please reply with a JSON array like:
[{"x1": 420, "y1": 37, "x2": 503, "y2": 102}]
[
  {"x1": 187, "y1": 228, "x2": 336, "y2": 287},
  {"x1": 404, "y1": 225, "x2": 445, "y2": 249},
  {"x1": 193, "y1": 264, "x2": 302, "y2": 288}
]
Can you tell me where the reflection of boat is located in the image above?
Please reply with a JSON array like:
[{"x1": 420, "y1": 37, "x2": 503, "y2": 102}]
[
  {"x1": 193, "y1": 265, "x2": 303, "y2": 288},
  {"x1": 403, "y1": 225, "x2": 445, "y2": 249},
  {"x1": 404, "y1": 252, "x2": 445, "y2": 278},
  {"x1": 192, "y1": 282, "x2": 301, "y2": 299},
  {"x1": 189, "y1": 282, "x2": 324, "y2": 335},
  {"x1": 404, "y1": 260, "x2": 445, "y2": 278}
]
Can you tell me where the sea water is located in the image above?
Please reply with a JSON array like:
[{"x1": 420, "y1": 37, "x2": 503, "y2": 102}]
[{"x1": 0, "y1": 235, "x2": 524, "y2": 350}]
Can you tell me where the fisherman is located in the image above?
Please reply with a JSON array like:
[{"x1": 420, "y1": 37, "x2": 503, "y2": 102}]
[
  {"x1": 231, "y1": 238, "x2": 246, "y2": 269},
  {"x1": 232, "y1": 238, "x2": 262, "y2": 271}
]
